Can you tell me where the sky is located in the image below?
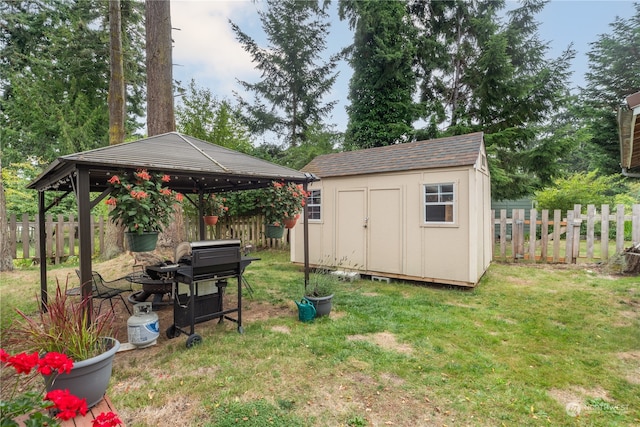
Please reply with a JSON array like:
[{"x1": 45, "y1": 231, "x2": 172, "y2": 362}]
[{"x1": 169, "y1": 0, "x2": 638, "y2": 139}]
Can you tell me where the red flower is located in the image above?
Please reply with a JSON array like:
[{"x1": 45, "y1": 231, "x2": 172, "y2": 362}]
[
  {"x1": 45, "y1": 389, "x2": 88, "y2": 420},
  {"x1": 159, "y1": 188, "x2": 172, "y2": 196},
  {"x1": 6, "y1": 351, "x2": 39, "y2": 374},
  {"x1": 92, "y1": 411, "x2": 123, "y2": 427},
  {"x1": 38, "y1": 352, "x2": 74, "y2": 375},
  {"x1": 0, "y1": 348, "x2": 9, "y2": 363},
  {"x1": 107, "y1": 175, "x2": 120, "y2": 185},
  {"x1": 105, "y1": 198, "x2": 117, "y2": 206},
  {"x1": 175, "y1": 193, "x2": 184, "y2": 202},
  {"x1": 161, "y1": 174, "x2": 171, "y2": 182}
]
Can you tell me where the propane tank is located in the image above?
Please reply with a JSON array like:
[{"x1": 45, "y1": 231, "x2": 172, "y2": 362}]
[{"x1": 127, "y1": 302, "x2": 159, "y2": 348}]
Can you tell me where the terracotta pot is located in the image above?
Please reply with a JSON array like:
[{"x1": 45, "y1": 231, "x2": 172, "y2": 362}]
[
  {"x1": 283, "y1": 217, "x2": 298, "y2": 229},
  {"x1": 203, "y1": 215, "x2": 219, "y2": 225}
]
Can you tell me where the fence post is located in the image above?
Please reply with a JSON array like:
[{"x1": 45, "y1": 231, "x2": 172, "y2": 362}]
[
  {"x1": 529, "y1": 208, "x2": 537, "y2": 262},
  {"x1": 600, "y1": 205, "x2": 609, "y2": 260},
  {"x1": 500, "y1": 209, "x2": 507, "y2": 260},
  {"x1": 540, "y1": 209, "x2": 548, "y2": 262},
  {"x1": 553, "y1": 210, "x2": 561, "y2": 263},
  {"x1": 586, "y1": 204, "x2": 595, "y2": 260},
  {"x1": 56, "y1": 214, "x2": 64, "y2": 264},
  {"x1": 565, "y1": 210, "x2": 574, "y2": 264},
  {"x1": 633, "y1": 204, "x2": 640, "y2": 245},
  {"x1": 616, "y1": 205, "x2": 625, "y2": 253},
  {"x1": 21, "y1": 213, "x2": 30, "y2": 259},
  {"x1": 572, "y1": 205, "x2": 582, "y2": 262}
]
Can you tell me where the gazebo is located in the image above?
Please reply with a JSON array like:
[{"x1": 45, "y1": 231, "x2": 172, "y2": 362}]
[{"x1": 28, "y1": 132, "x2": 316, "y2": 314}]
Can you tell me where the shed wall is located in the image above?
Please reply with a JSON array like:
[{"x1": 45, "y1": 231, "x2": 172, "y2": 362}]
[{"x1": 291, "y1": 161, "x2": 491, "y2": 286}]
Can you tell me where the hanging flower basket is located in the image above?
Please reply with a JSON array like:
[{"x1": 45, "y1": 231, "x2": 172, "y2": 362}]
[
  {"x1": 265, "y1": 224, "x2": 285, "y2": 239},
  {"x1": 125, "y1": 231, "x2": 159, "y2": 252},
  {"x1": 203, "y1": 215, "x2": 219, "y2": 226}
]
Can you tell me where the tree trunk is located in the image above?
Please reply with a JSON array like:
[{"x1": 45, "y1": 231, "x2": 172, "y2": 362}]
[
  {"x1": 146, "y1": 0, "x2": 175, "y2": 136},
  {"x1": 106, "y1": 0, "x2": 126, "y2": 257},
  {"x1": 145, "y1": 0, "x2": 181, "y2": 250},
  {"x1": 0, "y1": 165, "x2": 14, "y2": 271}
]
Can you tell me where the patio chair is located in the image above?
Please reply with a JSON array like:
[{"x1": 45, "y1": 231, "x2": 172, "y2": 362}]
[{"x1": 75, "y1": 270, "x2": 133, "y2": 315}]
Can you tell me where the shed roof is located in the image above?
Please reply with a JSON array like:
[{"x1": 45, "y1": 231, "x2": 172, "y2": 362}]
[
  {"x1": 29, "y1": 132, "x2": 312, "y2": 193},
  {"x1": 302, "y1": 132, "x2": 484, "y2": 178}
]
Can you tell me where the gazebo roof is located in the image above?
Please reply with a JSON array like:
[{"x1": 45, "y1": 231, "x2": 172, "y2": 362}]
[{"x1": 29, "y1": 132, "x2": 313, "y2": 193}]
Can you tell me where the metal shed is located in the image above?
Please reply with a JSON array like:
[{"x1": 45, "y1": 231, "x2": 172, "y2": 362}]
[
  {"x1": 28, "y1": 132, "x2": 316, "y2": 312},
  {"x1": 290, "y1": 132, "x2": 492, "y2": 287}
]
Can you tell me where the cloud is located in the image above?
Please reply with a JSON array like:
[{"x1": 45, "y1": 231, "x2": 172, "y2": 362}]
[{"x1": 170, "y1": 0, "x2": 261, "y2": 97}]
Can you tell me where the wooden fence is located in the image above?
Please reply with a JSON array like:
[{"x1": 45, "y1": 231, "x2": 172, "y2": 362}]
[
  {"x1": 493, "y1": 204, "x2": 640, "y2": 263},
  {"x1": 7, "y1": 213, "x2": 290, "y2": 262}
]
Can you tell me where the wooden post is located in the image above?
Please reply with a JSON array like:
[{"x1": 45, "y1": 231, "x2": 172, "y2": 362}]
[
  {"x1": 553, "y1": 210, "x2": 561, "y2": 263},
  {"x1": 529, "y1": 208, "x2": 537, "y2": 262},
  {"x1": 540, "y1": 209, "x2": 548, "y2": 262},
  {"x1": 616, "y1": 205, "x2": 625, "y2": 254},
  {"x1": 600, "y1": 205, "x2": 609, "y2": 260},
  {"x1": 586, "y1": 204, "x2": 595, "y2": 260}
]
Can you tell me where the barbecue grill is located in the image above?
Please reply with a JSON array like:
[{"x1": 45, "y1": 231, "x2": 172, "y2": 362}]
[{"x1": 168, "y1": 240, "x2": 244, "y2": 347}]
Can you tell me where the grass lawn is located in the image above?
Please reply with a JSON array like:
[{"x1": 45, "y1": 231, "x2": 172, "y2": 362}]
[{"x1": 1, "y1": 250, "x2": 639, "y2": 426}]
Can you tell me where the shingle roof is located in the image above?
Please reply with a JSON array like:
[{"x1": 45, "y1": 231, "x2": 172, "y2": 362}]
[
  {"x1": 302, "y1": 132, "x2": 484, "y2": 178},
  {"x1": 29, "y1": 132, "x2": 313, "y2": 192}
]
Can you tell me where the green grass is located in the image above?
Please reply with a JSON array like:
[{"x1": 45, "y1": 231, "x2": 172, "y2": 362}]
[{"x1": 1, "y1": 250, "x2": 639, "y2": 426}]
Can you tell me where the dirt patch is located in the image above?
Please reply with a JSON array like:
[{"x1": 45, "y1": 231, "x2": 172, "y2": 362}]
[
  {"x1": 547, "y1": 386, "x2": 611, "y2": 417},
  {"x1": 617, "y1": 350, "x2": 640, "y2": 385},
  {"x1": 347, "y1": 331, "x2": 413, "y2": 355}
]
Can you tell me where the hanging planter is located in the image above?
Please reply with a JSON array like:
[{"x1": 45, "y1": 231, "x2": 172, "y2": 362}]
[
  {"x1": 203, "y1": 215, "x2": 219, "y2": 226},
  {"x1": 125, "y1": 231, "x2": 159, "y2": 252},
  {"x1": 265, "y1": 224, "x2": 285, "y2": 239},
  {"x1": 283, "y1": 217, "x2": 298, "y2": 229}
]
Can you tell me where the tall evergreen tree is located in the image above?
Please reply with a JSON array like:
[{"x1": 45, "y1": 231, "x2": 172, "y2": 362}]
[
  {"x1": 339, "y1": 0, "x2": 418, "y2": 149},
  {"x1": 0, "y1": 0, "x2": 145, "y2": 164},
  {"x1": 411, "y1": 0, "x2": 575, "y2": 200},
  {"x1": 231, "y1": 0, "x2": 339, "y2": 147},
  {"x1": 581, "y1": 3, "x2": 640, "y2": 175}
]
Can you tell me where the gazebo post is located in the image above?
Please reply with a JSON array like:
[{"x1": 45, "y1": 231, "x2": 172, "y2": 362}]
[
  {"x1": 77, "y1": 168, "x2": 94, "y2": 320},
  {"x1": 303, "y1": 181, "x2": 310, "y2": 289},
  {"x1": 37, "y1": 191, "x2": 47, "y2": 311}
]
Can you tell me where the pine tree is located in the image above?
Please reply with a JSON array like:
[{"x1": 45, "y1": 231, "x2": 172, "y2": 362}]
[
  {"x1": 340, "y1": 0, "x2": 418, "y2": 149},
  {"x1": 411, "y1": 0, "x2": 575, "y2": 200},
  {"x1": 231, "y1": 0, "x2": 339, "y2": 147}
]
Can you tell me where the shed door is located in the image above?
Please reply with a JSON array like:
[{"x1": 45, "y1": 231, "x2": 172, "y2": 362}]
[
  {"x1": 336, "y1": 189, "x2": 366, "y2": 269},
  {"x1": 368, "y1": 188, "x2": 402, "y2": 273}
]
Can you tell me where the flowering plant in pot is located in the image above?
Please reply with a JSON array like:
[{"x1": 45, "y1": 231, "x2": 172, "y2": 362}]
[
  {"x1": 105, "y1": 169, "x2": 184, "y2": 251},
  {"x1": 260, "y1": 181, "x2": 308, "y2": 228},
  {"x1": 0, "y1": 349, "x2": 123, "y2": 426},
  {"x1": 12, "y1": 279, "x2": 120, "y2": 409},
  {"x1": 202, "y1": 193, "x2": 229, "y2": 225}
]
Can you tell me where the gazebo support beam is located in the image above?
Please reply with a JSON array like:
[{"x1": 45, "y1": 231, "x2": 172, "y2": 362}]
[{"x1": 77, "y1": 168, "x2": 94, "y2": 318}]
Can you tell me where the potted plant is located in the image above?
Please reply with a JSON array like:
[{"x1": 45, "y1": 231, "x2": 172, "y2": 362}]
[
  {"x1": 202, "y1": 193, "x2": 229, "y2": 226},
  {"x1": 0, "y1": 348, "x2": 123, "y2": 425},
  {"x1": 261, "y1": 181, "x2": 309, "y2": 238},
  {"x1": 12, "y1": 279, "x2": 120, "y2": 409},
  {"x1": 303, "y1": 267, "x2": 338, "y2": 317},
  {"x1": 105, "y1": 169, "x2": 184, "y2": 252}
]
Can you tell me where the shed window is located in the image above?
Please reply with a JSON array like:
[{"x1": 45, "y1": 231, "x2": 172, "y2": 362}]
[
  {"x1": 424, "y1": 183, "x2": 454, "y2": 223},
  {"x1": 307, "y1": 189, "x2": 321, "y2": 220}
]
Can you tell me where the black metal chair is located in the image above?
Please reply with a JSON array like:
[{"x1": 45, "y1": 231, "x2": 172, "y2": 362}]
[{"x1": 75, "y1": 270, "x2": 133, "y2": 315}]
